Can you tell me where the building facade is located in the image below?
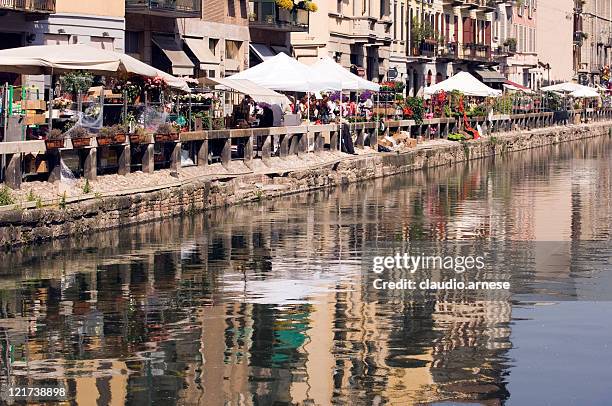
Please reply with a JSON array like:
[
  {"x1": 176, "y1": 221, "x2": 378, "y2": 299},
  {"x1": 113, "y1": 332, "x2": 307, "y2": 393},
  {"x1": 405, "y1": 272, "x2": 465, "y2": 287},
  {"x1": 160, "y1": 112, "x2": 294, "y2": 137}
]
[
  {"x1": 493, "y1": 0, "x2": 540, "y2": 89},
  {"x1": 292, "y1": 0, "x2": 393, "y2": 82},
  {"x1": 535, "y1": 0, "x2": 573, "y2": 85},
  {"x1": 573, "y1": 0, "x2": 612, "y2": 85}
]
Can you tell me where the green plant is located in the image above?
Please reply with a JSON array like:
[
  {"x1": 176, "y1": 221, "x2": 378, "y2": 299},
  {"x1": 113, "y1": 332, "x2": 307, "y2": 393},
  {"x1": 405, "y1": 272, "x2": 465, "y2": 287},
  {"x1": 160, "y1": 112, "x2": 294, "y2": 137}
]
[
  {"x1": 405, "y1": 97, "x2": 424, "y2": 125},
  {"x1": 36, "y1": 197, "x2": 43, "y2": 209},
  {"x1": 48, "y1": 128, "x2": 64, "y2": 140},
  {"x1": 60, "y1": 71, "x2": 94, "y2": 96},
  {"x1": 70, "y1": 125, "x2": 89, "y2": 139},
  {"x1": 0, "y1": 186, "x2": 15, "y2": 206},
  {"x1": 99, "y1": 126, "x2": 115, "y2": 138},
  {"x1": 112, "y1": 124, "x2": 128, "y2": 134},
  {"x1": 155, "y1": 122, "x2": 175, "y2": 135},
  {"x1": 26, "y1": 189, "x2": 36, "y2": 202},
  {"x1": 83, "y1": 179, "x2": 92, "y2": 194},
  {"x1": 59, "y1": 192, "x2": 67, "y2": 209},
  {"x1": 133, "y1": 126, "x2": 146, "y2": 136},
  {"x1": 504, "y1": 37, "x2": 517, "y2": 52},
  {"x1": 448, "y1": 133, "x2": 466, "y2": 141}
]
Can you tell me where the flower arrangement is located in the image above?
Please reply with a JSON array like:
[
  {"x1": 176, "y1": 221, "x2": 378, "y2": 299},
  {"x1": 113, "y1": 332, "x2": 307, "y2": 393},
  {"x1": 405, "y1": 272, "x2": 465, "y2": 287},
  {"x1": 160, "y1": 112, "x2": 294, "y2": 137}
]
[
  {"x1": 52, "y1": 97, "x2": 72, "y2": 111},
  {"x1": 300, "y1": 1, "x2": 318, "y2": 11},
  {"x1": 359, "y1": 91, "x2": 373, "y2": 102},
  {"x1": 276, "y1": 0, "x2": 294, "y2": 11},
  {"x1": 144, "y1": 76, "x2": 168, "y2": 92}
]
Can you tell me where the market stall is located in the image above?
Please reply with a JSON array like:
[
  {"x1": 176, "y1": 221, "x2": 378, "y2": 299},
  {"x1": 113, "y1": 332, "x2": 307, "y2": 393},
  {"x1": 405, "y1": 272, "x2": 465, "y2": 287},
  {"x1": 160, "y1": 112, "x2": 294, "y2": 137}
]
[{"x1": 0, "y1": 44, "x2": 190, "y2": 180}]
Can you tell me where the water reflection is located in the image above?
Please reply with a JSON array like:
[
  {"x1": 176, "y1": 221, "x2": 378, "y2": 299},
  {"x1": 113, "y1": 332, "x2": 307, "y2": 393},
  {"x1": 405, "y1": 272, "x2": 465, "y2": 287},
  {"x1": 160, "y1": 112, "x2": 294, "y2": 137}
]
[{"x1": 0, "y1": 137, "x2": 610, "y2": 405}]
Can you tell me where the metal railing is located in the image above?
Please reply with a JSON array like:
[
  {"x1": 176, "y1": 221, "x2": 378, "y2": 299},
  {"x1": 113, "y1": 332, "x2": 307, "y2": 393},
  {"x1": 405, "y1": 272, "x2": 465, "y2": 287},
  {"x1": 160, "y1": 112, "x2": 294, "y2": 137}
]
[
  {"x1": 125, "y1": 0, "x2": 201, "y2": 16},
  {"x1": 248, "y1": 0, "x2": 309, "y2": 31},
  {"x1": 0, "y1": 0, "x2": 55, "y2": 12}
]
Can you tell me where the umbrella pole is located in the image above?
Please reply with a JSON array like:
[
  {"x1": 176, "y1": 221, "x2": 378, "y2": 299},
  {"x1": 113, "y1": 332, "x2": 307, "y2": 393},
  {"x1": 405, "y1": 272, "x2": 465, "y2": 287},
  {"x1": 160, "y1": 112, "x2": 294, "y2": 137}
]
[
  {"x1": 307, "y1": 91, "x2": 310, "y2": 123},
  {"x1": 48, "y1": 67, "x2": 53, "y2": 131}
]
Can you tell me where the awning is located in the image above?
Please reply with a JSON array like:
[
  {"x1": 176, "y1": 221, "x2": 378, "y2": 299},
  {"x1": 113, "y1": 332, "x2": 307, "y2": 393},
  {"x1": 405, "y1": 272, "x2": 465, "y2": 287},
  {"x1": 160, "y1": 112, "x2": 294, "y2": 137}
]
[
  {"x1": 183, "y1": 37, "x2": 218, "y2": 68},
  {"x1": 503, "y1": 80, "x2": 533, "y2": 94},
  {"x1": 151, "y1": 35, "x2": 194, "y2": 76},
  {"x1": 473, "y1": 68, "x2": 506, "y2": 83},
  {"x1": 250, "y1": 43, "x2": 276, "y2": 62},
  {"x1": 212, "y1": 77, "x2": 290, "y2": 107}
]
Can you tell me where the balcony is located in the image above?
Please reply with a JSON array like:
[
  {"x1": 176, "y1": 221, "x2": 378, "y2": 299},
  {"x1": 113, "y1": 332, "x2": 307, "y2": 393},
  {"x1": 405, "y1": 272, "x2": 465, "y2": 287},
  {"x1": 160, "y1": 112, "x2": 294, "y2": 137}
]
[
  {"x1": 125, "y1": 0, "x2": 201, "y2": 18},
  {"x1": 248, "y1": 1, "x2": 309, "y2": 32},
  {"x1": 462, "y1": 43, "x2": 491, "y2": 61},
  {"x1": 0, "y1": 0, "x2": 55, "y2": 13},
  {"x1": 437, "y1": 42, "x2": 492, "y2": 62}
]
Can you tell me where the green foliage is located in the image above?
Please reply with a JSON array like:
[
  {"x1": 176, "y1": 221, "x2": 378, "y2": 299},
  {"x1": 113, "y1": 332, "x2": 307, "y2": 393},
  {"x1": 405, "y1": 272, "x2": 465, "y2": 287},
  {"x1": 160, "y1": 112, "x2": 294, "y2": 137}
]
[
  {"x1": 448, "y1": 133, "x2": 466, "y2": 141},
  {"x1": 0, "y1": 187, "x2": 15, "y2": 206},
  {"x1": 26, "y1": 189, "x2": 36, "y2": 202},
  {"x1": 83, "y1": 179, "x2": 92, "y2": 194},
  {"x1": 59, "y1": 192, "x2": 67, "y2": 210},
  {"x1": 60, "y1": 71, "x2": 94, "y2": 95},
  {"x1": 36, "y1": 197, "x2": 43, "y2": 209},
  {"x1": 411, "y1": 17, "x2": 436, "y2": 44},
  {"x1": 405, "y1": 97, "x2": 424, "y2": 125}
]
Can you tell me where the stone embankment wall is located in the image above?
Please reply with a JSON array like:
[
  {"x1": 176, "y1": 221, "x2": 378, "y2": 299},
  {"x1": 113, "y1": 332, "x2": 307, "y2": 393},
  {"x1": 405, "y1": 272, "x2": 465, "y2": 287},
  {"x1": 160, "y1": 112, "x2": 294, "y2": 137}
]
[{"x1": 1, "y1": 123, "x2": 609, "y2": 248}]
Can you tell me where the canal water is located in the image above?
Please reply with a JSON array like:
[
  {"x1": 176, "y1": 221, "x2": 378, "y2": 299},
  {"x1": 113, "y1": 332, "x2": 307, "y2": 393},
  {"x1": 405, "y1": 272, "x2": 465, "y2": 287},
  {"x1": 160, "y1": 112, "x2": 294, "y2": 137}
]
[{"x1": 0, "y1": 136, "x2": 611, "y2": 405}]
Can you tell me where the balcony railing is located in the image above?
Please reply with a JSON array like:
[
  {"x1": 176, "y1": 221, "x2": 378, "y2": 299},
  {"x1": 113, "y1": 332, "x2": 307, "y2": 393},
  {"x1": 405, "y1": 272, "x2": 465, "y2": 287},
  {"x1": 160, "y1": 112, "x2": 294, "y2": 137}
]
[
  {"x1": 248, "y1": 1, "x2": 309, "y2": 32},
  {"x1": 462, "y1": 43, "x2": 491, "y2": 61},
  {"x1": 0, "y1": 0, "x2": 55, "y2": 13},
  {"x1": 125, "y1": 0, "x2": 201, "y2": 18}
]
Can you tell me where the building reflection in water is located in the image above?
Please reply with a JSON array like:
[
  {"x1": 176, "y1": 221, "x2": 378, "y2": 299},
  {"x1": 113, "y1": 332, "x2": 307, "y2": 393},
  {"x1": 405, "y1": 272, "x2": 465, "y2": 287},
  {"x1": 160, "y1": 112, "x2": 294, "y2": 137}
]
[{"x1": 0, "y1": 137, "x2": 609, "y2": 405}]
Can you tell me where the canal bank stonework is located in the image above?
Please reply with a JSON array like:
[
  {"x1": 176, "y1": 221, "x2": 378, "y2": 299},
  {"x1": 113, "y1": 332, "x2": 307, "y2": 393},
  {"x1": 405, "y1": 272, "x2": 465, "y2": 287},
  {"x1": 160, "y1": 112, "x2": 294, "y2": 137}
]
[{"x1": 1, "y1": 122, "x2": 610, "y2": 248}]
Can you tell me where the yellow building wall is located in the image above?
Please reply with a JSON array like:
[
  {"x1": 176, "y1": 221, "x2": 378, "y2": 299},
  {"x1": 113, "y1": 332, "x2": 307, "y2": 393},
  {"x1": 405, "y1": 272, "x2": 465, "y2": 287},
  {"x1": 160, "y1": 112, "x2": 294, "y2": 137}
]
[{"x1": 55, "y1": 0, "x2": 125, "y2": 17}]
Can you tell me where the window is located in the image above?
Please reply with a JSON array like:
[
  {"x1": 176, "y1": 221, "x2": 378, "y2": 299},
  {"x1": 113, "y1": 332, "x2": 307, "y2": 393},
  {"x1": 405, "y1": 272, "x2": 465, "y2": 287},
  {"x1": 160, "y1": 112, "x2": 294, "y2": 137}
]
[
  {"x1": 209, "y1": 38, "x2": 218, "y2": 56},
  {"x1": 225, "y1": 40, "x2": 242, "y2": 60},
  {"x1": 401, "y1": 4, "x2": 404, "y2": 41},
  {"x1": 393, "y1": 2, "x2": 397, "y2": 39},
  {"x1": 337, "y1": 0, "x2": 342, "y2": 14},
  {"x1": 209, "y1": 70, "x2": 216, "y2": 78},
  {"x1": 125, "y1": 31, "x2": 139, "y2": 54},
  {"x1": 227, "y1": 0, "x2": 235, "y2": 17}
]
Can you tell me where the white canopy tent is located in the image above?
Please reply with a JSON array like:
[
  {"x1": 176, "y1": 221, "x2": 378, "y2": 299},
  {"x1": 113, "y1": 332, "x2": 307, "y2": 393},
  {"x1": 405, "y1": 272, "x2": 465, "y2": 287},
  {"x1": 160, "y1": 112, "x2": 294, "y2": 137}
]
[
  {"x1": 540, "y1": 82, "x2": 586, "y2": 93},
  {"x1": 309, "y1": 57, "x2": 380, "y2": 91},
  {"x1": 226, "y1": 53, "x2": 341, "y2": 92},
  {"x1": 211, "y1": 78, "x2": 291, "y2": 107},
  {"x1": 424, "y1": 72, "x2": 502, "y2": 97},
  {"x1": 0, "y1": 44, "x2": 190, "y2": 92},
  {"x1": 570, "y1": 87, "x2": 600, "y2": 98}
]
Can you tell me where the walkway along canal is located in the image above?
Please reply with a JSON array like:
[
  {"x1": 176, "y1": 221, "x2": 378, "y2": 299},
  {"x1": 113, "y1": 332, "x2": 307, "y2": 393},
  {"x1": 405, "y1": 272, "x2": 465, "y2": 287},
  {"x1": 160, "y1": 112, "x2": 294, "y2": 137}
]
[{"x1": 0, "y1": 111, "x2": 611, "y2": 247}]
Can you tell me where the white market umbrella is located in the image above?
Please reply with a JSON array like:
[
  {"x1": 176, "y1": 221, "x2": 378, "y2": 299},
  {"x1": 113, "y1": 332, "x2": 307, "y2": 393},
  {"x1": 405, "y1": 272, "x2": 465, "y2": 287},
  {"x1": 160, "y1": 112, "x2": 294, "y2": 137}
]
[
  {"x1": 570, "y1": 87, "x2": 600, "y2": 98},
  {"x1": 0, "y1": 44, "x2": 190, "y2": 91},
  {"x1": 424, "y1": 72, "x2": 502, "y2": 97},
  {"x1": 309, "y1": 57, "x2": 380, "y2": 91},
  {"x1": 227, "y1": 53, "x2": 341, "y2": 92},
  {"x1": 541, "y1": 82, "x2": 586, "y2": 93}
]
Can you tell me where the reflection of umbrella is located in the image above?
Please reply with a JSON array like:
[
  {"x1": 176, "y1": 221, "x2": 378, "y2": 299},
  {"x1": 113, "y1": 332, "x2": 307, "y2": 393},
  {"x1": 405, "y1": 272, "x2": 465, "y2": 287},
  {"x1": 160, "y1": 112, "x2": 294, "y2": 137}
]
[{"x1": 570, "y1": 87, "x2": 600, "y2": 98}]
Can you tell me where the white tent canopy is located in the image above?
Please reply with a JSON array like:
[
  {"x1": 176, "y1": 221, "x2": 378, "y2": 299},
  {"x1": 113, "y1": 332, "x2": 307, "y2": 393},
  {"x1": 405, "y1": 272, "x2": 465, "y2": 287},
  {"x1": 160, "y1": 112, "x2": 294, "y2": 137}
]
[
  {"x1": 424, "y1": 72, "x2": 502, "y2": 97},
  {"x1": 227, "y1": 53, "x2": 342, "y2": 92},
  {"x1": 570, "y1": 87, "x2": 600, "y2": 98},
  {"x1": 0, "y1": 44, "x2": 190, "y2": 92},
  {"x1": 212, "y1": 78, "x2": 291, "y2": 107},
  {"x1": 540, "y1": 82, "x2": 585, "y2": 93},
  {"x1": 309, "y1": 57, "x2": 380, "y2": 91}
]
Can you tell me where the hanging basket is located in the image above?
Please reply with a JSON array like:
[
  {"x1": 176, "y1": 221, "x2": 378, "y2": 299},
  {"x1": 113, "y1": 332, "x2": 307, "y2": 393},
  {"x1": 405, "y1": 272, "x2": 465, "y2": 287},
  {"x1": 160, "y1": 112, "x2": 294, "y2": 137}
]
[{"x1": 45, "y1": 139, "x2": 65, "y2": 149}]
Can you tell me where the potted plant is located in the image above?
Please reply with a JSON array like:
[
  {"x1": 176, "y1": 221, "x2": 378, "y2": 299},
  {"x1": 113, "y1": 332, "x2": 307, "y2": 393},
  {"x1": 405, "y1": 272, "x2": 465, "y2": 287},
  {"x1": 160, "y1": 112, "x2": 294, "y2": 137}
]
[
  {"x1": 112, "y1": 124, "x2": 128, "y2": 144},
  {"x1": 129, "y1": 126, "x2": 148, "y2": 144},
  {"x1": 97, "y1": 126, "x2": 115, "y2": 146},
  {"x1": 46, "y1": 129, "x2": 65, "y2": 149},
  {"x1": 154, "y1": 122, "x2": 179, "y2": 142},
  {"x1": 70, "y1": 125, "x2": 91, "y2": 148}
]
